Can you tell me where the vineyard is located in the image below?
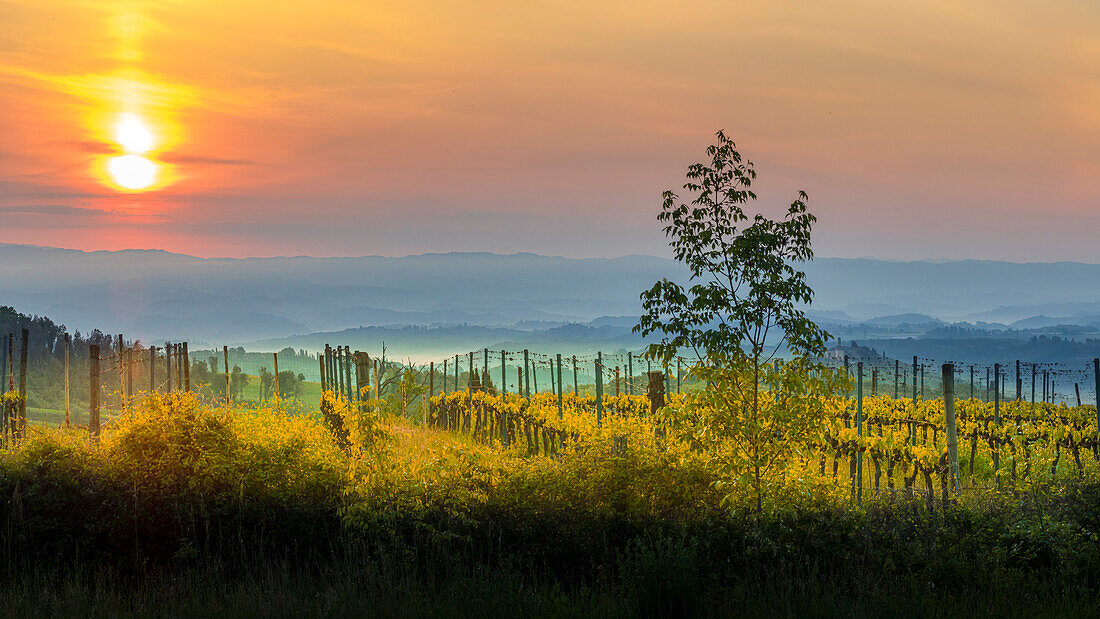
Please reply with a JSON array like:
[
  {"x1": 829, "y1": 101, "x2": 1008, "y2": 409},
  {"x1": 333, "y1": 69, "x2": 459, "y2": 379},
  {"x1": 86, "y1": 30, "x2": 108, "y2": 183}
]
[
  {"x1": 0, "y1": 351, "x2": 1095, "y2": 614},
  {"x1": 415, "y1": 389, "x2": 1100, "y2": 506},
  {"x1": 1, "y1": 319, "x2": 1099, "y2": 613}
]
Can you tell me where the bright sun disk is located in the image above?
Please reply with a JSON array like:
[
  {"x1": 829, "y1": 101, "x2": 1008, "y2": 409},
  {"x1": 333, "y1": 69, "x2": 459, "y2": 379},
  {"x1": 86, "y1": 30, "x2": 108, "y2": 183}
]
[
  {"x1": 115, "y1": 113, "x2": 153, "y2": 153},
  {"x1": 108, "y1": 154, "x2": 157, "y2": 190}
]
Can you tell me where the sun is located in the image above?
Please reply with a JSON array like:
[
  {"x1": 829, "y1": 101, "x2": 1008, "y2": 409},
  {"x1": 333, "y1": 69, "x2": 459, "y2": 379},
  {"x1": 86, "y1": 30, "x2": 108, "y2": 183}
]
[
  {"x1": 102, "y1": 113, "x2": 161, "y2": 190},
  {"x1": 108, "y1": 154, "x2": 157, "y2": 190},
  {"x1": 115, "y1": 113, "x2": 154, "y2": 153}
]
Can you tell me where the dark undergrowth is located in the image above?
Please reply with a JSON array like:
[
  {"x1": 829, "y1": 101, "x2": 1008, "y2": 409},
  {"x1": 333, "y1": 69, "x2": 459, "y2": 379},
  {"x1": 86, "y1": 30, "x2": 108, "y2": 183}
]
[{"x1": 1, "y1": 395, "x2": 1099, "y2": 616}]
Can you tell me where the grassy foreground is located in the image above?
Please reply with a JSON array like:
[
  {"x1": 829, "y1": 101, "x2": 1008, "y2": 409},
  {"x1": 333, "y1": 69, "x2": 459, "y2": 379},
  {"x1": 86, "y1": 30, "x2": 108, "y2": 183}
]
[{"x1": 1, "y1": 393, "x2": 1099, "y2": 617}]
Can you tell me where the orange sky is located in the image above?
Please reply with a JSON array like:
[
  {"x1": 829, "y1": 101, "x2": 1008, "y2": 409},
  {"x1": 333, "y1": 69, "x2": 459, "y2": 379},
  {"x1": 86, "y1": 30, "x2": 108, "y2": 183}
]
[{"x1": 1, "y1": 0, "x2": 1098, "y2": 260}]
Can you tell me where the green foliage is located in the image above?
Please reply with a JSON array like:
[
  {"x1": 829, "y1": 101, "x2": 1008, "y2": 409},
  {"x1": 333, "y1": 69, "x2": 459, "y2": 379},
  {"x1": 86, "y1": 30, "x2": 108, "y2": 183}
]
[
  {"x1": 635, "y1": 130, "x2": 829, "y2": 365},
  {"x1": 671, "y1": 359, "x2": 847, "y2": 512},
  {"x1": 258, "y1": 366, "x2": 274, "y2": 401},
  {"x1": 322, "y1": 390, "x2": 389, "y2": 451},
  {"x1": 636, "y1": 131, "x2": 842, "y2": 511},
  {"x1": 258, "y1": 368, "x2": 303, "y2": 402},
  {"x1": 205, "y1": 365, "x2": 248, "y2": 401}
]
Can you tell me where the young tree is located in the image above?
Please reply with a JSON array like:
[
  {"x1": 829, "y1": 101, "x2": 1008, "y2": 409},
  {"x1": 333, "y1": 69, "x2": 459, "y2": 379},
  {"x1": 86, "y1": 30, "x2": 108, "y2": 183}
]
[
  {"x1": 277, "y1": 370, "x2": 301, "y2": 400},
  {"x1": 635, "y1": 130, "x2": 844, "y2": 511},
  {"x1": 258, "y1": 366, "x2": 275, "y2": 402},
  {"x1": 229, "y1": 365, "x2": 247, "y2": 402}
]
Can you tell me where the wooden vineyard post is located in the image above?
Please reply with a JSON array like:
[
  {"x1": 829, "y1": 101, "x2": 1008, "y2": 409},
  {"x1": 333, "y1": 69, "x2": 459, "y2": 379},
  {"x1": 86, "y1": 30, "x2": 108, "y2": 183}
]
[
  {"x1": 556, "y1": 354, "x2": 563, "y2": 419},
  {"x1": 336, "y1": 347, "x2": 345, "y2": 401},
  {"x1": 1075, "y1": 383, "x2": 1081, "y2": 407},
  {"x1": 523, "y1": 349, "x2": 530, "y2": 400},
  {"x1": 856, "y1": 362, "x2": 863, "y2": 504},
  {"x1": 468, "y1": 352, "x2": 474, "y2": 393},
  {"x1": 911, "y1": 356, "x2": 918, "y2": 445},
  {"x1": 149, "y1": 347, "x2": 156, "y2": 393},
  {"x1": 1, "y1": 335, "x2": 7, "y2": 442},
  {"x1": 615, "y1": 366, "x2": 620, "y2": 397},
  {"x1": 331, "y1": 346, "x2": 339, "y2": 398},
  {"x1": 993, "y1": 362, "x2": 1001, "y2": 489},
  {"x1": 354, "y1": 352, "x2": 370, "y2": 406},
  {"x1": 344, "y1": 346, "x2": 353, "y2": 403},
  {"x1": 872, "y1": 367, "x2": 878, "y2": 397},
  {"x1": 1016, "y1": 360, "x2": 1021, "y2": 401},
  {"x1": 182, "y1": 342, "x2": 190, "y2": 392},
  {"x1": 172, "y1": 342, "x2": 179, "y2": 391},
  {"x1": 595, "y1": 352, "x2": 604, "y2": 427},
  {"x1": 18, "y1": 328, "x2": 27, "y2": 436},
  {"x1": 117, "y1": 334, "x2": 125, "y2": 408},
  {"x1": 126, "y1": 346, "x2": 134, "y2": 401},
  {"x1": 319, "y1": 353, "x2": 327, "y2": 392},
  {"x1": 572, "y1": 355, "x2": 578, "y2": 394},
  {"x1": 6, "y1": 334, "x2": 13, "y2": 395},
  {"x1": 501, "y1": 349, "x2": 508, "y2": 446},
  {"x1": 323, "y1": 345, "x2": 330, "y2": 390},
  {"x1": 943, "y1": 363, "x2": 960, "y2": 498},
  {"x1": 166, "y1": 342, "x2": 173, "y2": 394},
  {"x1": 548, "y1": 359, "x2": 554, "y2": 396},
  {"x1": 273, "y1": 352, "x2": 280, "y2": 403},
  {"x1": 647, "y1": 371, "x2": 665, "y2": 416},
  {"x1": 443, "y1": 359, "x2": 448, "y2": 395},
  {"x1": 374, "y1": 359, "x2": 381, "y2": 405},
  {"x1": 340, "y1": 348, "x2": 346, "y2": 397},
  {"x1": 627, "y1": 352, "x2": 633, "y2": 395},
  {"x1": 64, "y1": 334, "x2": 71, "y2": 426},
  {"x1": 429, "y1": 361, "x2": 434, "y2": 425},
  {"x1": 223, "y1": 345, "x2": 230, "y2": 404},
  {"x1": 88, "y1": 344, "x2": 100, "y2": 440},
  {"x1": 483, "y1": 349, "x2": 488, "y2": 391},
  {"x1": 1094, "y1": 358, "x2": 1099, "y2": 457},
  {"x1": 330, "y1": 345, "x2": 337, "y2": 393},
  {"x1": 453, "y1": 355, "x2": 459, "y2": 395}
]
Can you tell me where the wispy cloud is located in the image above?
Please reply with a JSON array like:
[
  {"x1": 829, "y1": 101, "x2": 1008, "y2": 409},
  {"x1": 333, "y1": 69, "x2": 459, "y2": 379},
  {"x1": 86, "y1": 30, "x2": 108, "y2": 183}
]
[
  {"x1": 0, "y1": 204, "x2": 113, "y2": 216},
  {"x1": 159, "y1": 154, "x2": 258, "y2": 166}
]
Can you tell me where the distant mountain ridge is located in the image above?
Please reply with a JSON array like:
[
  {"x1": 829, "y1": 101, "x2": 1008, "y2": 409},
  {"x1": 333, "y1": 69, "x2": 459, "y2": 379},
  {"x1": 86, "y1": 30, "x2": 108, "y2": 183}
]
[{"x1": 1, "y1": 244, "x2": 1099, "y2": 349}]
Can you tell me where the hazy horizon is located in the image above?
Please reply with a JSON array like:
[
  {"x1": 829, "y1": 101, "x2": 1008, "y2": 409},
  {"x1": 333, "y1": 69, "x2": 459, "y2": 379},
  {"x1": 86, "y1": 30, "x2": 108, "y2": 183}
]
[{"x1": 4, "y1": 241, "x2": 1099, "y2": 266}]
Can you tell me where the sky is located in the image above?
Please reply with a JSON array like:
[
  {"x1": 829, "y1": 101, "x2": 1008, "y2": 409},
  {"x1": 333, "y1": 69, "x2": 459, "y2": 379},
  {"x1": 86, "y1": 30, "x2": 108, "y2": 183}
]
[{"x1": 0, "y1": 0, "x2": 1097, "y2": 261}]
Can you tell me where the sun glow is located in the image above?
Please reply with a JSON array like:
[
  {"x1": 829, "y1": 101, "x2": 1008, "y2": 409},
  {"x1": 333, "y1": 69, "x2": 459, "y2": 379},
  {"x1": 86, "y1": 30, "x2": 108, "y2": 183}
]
[
  {"x1": 103, "y1": 112, "x2": 164, "y2": 191},
  {"x1": 115, "y1": 113, "x2": 154, "y2": 153},
  {"x1": 108, "y1": 154, "x2": 157, "y2": 190}
]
